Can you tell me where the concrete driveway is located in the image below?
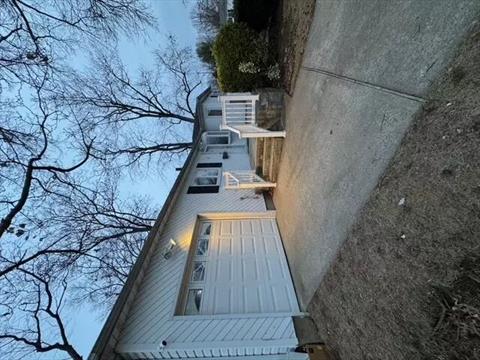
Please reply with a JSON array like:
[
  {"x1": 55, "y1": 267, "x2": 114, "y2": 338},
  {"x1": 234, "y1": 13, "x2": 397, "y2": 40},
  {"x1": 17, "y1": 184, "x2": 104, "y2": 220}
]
[{"x1": 274, "y1": 0, "x2": 480, "y2": 309}]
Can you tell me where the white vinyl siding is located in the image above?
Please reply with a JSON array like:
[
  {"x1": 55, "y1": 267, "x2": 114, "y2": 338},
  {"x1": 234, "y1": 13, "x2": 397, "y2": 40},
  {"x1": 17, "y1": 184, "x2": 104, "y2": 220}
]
[
  {"x1": 202, "y1": 96, "x2": 223, "y2": 131},
  {"x1": 115, "y1": 152, "x2": 300, "y2": 359}
]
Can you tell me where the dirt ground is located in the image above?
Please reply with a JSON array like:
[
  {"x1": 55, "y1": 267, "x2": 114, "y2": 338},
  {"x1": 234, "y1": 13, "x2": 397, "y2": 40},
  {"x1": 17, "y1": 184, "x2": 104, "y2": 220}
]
[
  {"x1": 275, "y1": 0, "x2": 316, "y2": 95},
  {"x1": 307, "y1": 24, "x2": 480, "y2": 360}
]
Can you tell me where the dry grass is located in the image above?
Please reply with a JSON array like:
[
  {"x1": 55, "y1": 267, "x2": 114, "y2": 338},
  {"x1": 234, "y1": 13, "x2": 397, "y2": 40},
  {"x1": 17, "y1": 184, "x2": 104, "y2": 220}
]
[
  {"x1": 431, "y1": 253, "x2": 480, "y2": 359},
  {"x1": 307, "y1": 24, "x2": 480, "y2": 360},
  {"x1": 274, "y1": 0, "x2": 316, "y2": 94}
]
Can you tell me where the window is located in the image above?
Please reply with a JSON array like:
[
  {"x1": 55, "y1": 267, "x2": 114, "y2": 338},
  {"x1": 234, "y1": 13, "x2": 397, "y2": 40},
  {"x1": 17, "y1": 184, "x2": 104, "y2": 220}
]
[
  {"x1": 193, "y1": 169, "x2": 219, "y2": 185},
  {"x1": 185, "y1": 289, "x2": 203, "y2": 315},
  {"x1": 191, "y1": 261, "x2": 206, "y2": 281},
  {"x1": 207, "y1": 136, "x2": 228, "y2": 145},
  {"x1": 178, "y1": 221, "x2": 212, "y2": 315},
  {"x1": 196, "y1": 238, "x2": 209, "y2": 256},
  {"x1": 202, "y1": 131, "x2": 230, "y2": 150},
  {"x1": 208, "y1": 109, "x2": 222, "y2": 116},
  {"x1": 200, "y1": 222, "x2": 211, "y2": 236},
  {"x1": 187, "y1": 167, "x2": 221, "y2": 194}
]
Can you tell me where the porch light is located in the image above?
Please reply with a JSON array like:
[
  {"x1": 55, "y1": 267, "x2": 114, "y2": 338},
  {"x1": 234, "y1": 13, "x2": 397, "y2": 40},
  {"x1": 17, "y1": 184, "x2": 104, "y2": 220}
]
[{"x1": 162, "y1": 239, "x2": 177, "y2": 259}]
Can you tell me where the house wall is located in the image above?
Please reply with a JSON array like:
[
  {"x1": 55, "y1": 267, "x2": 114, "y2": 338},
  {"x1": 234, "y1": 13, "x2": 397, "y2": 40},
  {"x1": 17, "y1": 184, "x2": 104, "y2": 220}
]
[
  {"x1": 115, "y1": 148, "x2": 299, "y2": 359},
  {"x1": 202, "y1": 95, "x2": 223, "y2": 131},
  {"x1": 89, "y1": 138, "x2": 203, "y2": 360}
]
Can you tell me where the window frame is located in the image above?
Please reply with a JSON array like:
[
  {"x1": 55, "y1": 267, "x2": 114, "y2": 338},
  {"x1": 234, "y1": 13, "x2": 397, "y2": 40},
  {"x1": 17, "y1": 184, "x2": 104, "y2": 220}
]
[
  {"x1": 175, "y1": 221, "x2": 213, "y2": 315},
  {"x1": 187, "y1": 166, "x2": 222, "y2": 194},
  {"x1": 195, "y1": 237, "x2": 209, "y2": 256},
  {"x1": 184, "y1": 288, "x2": 203, "y2": 315},
  {"x1": 205, "y1": 132, "x2": 230, "y2": 146},
  {"x1": 191, "y1": 261, "x2": 206, "y2": 282},
  {"x1": 192, "y1": 168, "x2": 221, "y2": 187}
]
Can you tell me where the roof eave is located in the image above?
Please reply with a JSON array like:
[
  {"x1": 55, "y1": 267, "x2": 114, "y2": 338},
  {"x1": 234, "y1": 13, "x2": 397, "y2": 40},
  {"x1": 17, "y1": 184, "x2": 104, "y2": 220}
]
[{"x1": 88, "y1": 89, "x2": 211, "y2": 360}]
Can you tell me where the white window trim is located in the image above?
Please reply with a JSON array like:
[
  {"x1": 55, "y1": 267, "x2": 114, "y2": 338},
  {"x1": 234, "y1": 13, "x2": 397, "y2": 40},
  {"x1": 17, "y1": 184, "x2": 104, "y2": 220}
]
[
  {"x1": 177, "y1": 221, "x2": 213, "y2": 315},
  {"x1": 205, "y1": 131, "x2": 230, "y2": 145},
  {"x1": 191, "y1": 168, "x2": 221, "y2": 187}
]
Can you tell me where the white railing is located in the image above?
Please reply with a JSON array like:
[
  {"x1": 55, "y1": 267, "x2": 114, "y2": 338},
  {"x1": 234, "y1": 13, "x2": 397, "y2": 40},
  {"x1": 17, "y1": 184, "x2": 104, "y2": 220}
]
[
  {"x1": 224, "y1": 171, "x2": 276, "y2": 190},
  {"x1": 220, "y1": 93, "x2": 259, "y2": 127},
  {"x1": 218, "y1": 93, "x2": 286, "y2": 138}
]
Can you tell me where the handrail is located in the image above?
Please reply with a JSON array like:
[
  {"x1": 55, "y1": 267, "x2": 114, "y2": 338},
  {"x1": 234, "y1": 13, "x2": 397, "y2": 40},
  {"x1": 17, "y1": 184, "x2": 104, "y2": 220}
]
[
  {"x1": 224, "y1": 172, "x2": 240, "y2": 188},
  {"x1": 224, "y1": 171, "x2": 276, "y2": 189},
  {"x1": 220, "y1": 93, "x2": 259, "y2": 127}
]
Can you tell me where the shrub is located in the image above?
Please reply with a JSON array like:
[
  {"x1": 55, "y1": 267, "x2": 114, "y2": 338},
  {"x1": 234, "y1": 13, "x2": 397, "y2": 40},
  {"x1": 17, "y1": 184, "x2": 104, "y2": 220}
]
[
  {"x1": 233, "y1": 0, "x2": 277, "y2": 31},
  {"x1": 212, "y1": 23, "x2": 266, "y2": 92},
  {"x1": 196, "y1": 40, "x2": 215, "y2": 67}
]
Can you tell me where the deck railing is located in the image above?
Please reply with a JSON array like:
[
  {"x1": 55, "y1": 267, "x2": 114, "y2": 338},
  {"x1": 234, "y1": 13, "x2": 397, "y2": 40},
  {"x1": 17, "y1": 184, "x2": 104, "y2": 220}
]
[
  {"x1": 224, "y1": 171, "x2": 276, "y2": 190},
  {"x1": 220, "y1": 93, "x2": 259, "y2": 127}
]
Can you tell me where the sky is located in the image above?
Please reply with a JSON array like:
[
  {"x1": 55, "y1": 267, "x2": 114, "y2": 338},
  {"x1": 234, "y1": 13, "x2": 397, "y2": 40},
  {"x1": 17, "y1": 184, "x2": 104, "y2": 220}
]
[
  {"x1": 65, "y1": 1, "x2": 201, "y2": 357},
  {"x1": 115, "y1": 0, "x2": 200, "y2": 203}
]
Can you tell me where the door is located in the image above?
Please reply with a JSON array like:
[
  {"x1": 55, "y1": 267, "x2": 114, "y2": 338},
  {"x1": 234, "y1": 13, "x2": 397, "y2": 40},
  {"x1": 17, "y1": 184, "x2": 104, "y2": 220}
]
[{"x1": 183, "y1": 217, "x2": 299, "y2": 315}]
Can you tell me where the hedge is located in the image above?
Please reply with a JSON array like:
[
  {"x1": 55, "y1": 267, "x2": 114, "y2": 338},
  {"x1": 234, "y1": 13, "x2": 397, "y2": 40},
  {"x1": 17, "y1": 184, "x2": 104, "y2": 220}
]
[
  {"x1": 212, "y1": 23, "x2": 265, "y2": 92},
  {"x1": 233, "y1": 0, "x2": 277, "y2": 32}
]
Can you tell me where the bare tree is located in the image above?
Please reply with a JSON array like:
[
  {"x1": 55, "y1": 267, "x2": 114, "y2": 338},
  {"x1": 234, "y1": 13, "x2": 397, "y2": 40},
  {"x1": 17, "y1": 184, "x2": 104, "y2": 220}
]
[
  {"x1": 0, "y1": 0, "x2": 153, "y2": 87},
  {"x1": 0, "y1": 173, "x2": 155, "y2": 305},
  {"x1": 0, "y1": 3, "x2": 205, "y2": 358},
  {"x1": 0, "y1": 268, "x2": 83, "y2": 359},
  {"x1": 59, "y1": 36, "x2": 202, "y2": 167},
  {"x1": 64, "y1": 37, "x2": 200, "y2": 124},
  {"x1": 1, "y1": 0, "x2": 197, "y2": 304},
  {"x1": 0, "y1": 0, "x2": 156, "y2": 238},
  {"x1": 0, "y1": 77, "x2": 95, "y2": 240},
  {"x1": 190, "y1": 0, "x2": 222, "y2": 36},
  {"x1": 0, "y1": 149, "x2": 158, "y2": 358}
]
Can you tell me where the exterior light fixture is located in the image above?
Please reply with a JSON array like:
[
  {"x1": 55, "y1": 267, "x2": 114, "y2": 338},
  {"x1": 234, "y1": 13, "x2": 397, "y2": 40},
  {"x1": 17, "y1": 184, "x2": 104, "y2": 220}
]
[{"x1": 163, "y1": 239, "x2": 177, "y2": 259}]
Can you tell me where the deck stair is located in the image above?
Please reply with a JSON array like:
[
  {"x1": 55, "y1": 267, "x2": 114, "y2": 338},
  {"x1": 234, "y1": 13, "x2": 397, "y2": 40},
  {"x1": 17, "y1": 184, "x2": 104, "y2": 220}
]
[
  {"x1": 247, "y1": 89, "x2": 286, "y2": 183},
  {"x1": 251, "y1": 137, "x2": 284, "y2": 183}
]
